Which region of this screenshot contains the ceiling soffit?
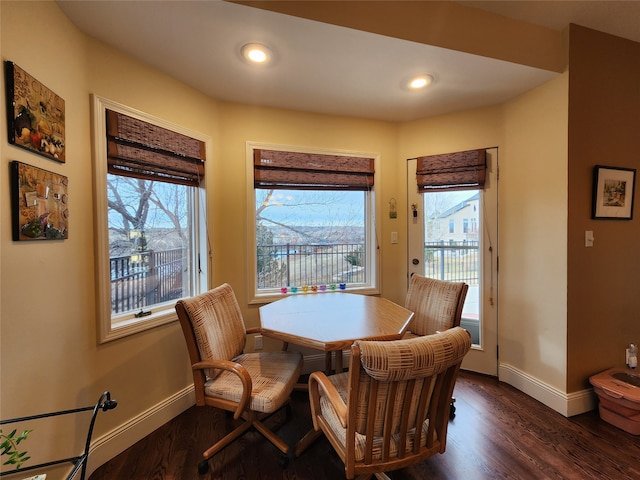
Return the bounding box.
[233,1,567,73]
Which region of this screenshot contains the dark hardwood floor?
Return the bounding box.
[89,371,640,479]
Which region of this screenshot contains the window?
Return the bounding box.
[463,218,469,233]
[92,96,209,342]
[449,219,455,233]
[247,143,379,301]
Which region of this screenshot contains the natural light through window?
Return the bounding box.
[107,175,197,316]
[424,190,480,341]
[248,143,378,300]
[92,96,209,342]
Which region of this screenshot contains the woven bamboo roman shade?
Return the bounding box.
[254,149,374,191]
[416,149,486,192]
[106,109,205,187]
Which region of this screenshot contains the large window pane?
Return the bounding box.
[424,190,480,338]
[255,188,367,291]
[92,95,209,343]
[108,174,195,315]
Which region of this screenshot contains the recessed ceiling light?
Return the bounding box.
[241,43,272,65]
[408,74,434,90]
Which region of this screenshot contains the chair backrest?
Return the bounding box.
[344,327,471,477]
[175,283,247,380]
[404,274,468,336]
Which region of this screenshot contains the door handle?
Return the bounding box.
[412,258,420,265]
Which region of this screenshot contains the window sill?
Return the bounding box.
[249,286,381,306]
[100,307,178,343]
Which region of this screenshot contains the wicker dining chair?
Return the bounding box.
[403,274,468,418]
[175,283,303,474]
[308,327,472,480]
[403,274,468,338]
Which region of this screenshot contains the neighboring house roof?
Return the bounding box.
[438,192,480,219]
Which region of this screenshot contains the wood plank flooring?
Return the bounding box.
[88,372,640,479]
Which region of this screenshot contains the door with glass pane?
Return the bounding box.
[407,148,498,376]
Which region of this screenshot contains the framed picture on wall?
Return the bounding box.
[5,61,66,162]
[10,161,69,241]
[592,165,636,220]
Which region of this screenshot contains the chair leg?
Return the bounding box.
[202,419,254,459]
[253,419,290,455]
[199,406,294,473]
[294,427,323,457]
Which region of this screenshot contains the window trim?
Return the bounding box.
[246,141,380,304]
[92,95,210,343]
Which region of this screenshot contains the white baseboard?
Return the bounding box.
[85,386,195,477]
[83,351,343,476]
[499,363,597,417]
[83,358,598,478]
[85,349,360,476]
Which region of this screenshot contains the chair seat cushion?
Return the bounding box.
[204,351,302,413]
[319,372,432,462]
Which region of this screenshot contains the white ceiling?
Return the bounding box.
[56,0,640,122]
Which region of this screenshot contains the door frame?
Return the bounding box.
[406,148,498,376]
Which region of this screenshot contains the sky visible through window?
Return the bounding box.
[256,189,365,227]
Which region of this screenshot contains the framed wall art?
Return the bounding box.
[5,61,65,162]
[592,165,636,220]
[11,161,69,241]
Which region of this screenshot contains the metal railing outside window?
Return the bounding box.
[423,241,479,285]
[257,243,365,289]
[108,242,478,309]
[110,248,185,314]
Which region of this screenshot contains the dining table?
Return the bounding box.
[259,290,414,373]
[258,291,414,457]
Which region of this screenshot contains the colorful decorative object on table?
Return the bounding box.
[291,286,298,293]
[280,287,288,294]
[302,285,309,293]
[329,284,337,291]
[339,283,347,290]
[319,284,327,292]
[311,285,318,293]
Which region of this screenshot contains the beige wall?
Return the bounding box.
[501,73,569,392]
[0,1,401,473]
[0,0,219,473]
[567,25,640,392]
[215,104,399,317]
[396,104,505,298]
[1,1,98,470]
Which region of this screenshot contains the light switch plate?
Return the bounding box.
[585,230,594,247]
